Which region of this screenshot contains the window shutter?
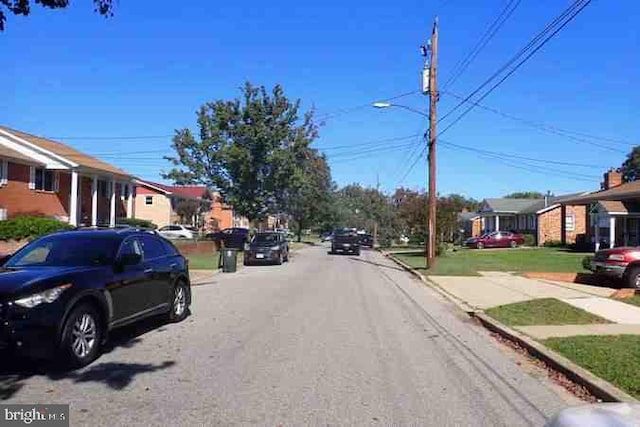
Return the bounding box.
[54,172,60,192]
[28,166,36,189]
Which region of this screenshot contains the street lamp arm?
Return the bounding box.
[372,102,428,118]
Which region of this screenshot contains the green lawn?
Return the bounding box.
[621,295,640,308]
[185,252,247,270]
[393,247,589,276]
[545,335,640,399]
[485,298,611,327]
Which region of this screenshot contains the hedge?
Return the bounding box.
[0,216,74,241]
[117,218,158,229]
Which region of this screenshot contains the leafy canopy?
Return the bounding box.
[0,0,114,30]
[165,82,318,223]
[621,146,640,182]
[504,191,546,199]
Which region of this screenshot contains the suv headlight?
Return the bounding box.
[14,284,72,308]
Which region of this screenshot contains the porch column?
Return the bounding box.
[495,215,500,231]
[109,180,116,227]
[69,170,79,227]
[126,183,134,218]
[609,216,616,248]
[481,217,486,231]
[594,213,600,252]
[91,176,98,226]
[624,217,629,246]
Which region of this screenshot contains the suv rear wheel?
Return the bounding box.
[59,303,103,369]
[168,281,190,322]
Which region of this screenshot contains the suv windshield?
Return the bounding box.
[6,236,120,267]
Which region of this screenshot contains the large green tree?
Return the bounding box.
[621,147,640,182]
[165,83,318,224]
[0,0,114,30]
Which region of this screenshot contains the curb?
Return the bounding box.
[473,312,637,403]
[384,251,637,403]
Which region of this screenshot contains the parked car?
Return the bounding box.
[158,224,195,240]
[244,232,289,265]
[588,246,640,288]
[331,228,361,255]
[0,229,191,368]
[320,231,333,242]
[465,231,524,249]
[546,403,640,427]
[207,227,250,249]
[359,234,374,248]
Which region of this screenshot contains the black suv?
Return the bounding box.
[0,229,191,368]
[244,232,289,265]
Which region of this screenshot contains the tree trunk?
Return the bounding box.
[296,217,304,242]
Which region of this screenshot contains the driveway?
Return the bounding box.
[2,246,575,425]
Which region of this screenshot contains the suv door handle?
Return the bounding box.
[144,268,154,274]
[169,263,177,269]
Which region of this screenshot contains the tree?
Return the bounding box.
[504,191,545,199]
[621,147,640,182]
[175,199,201,225]
[0,0,114,30]
[165,82,318,225]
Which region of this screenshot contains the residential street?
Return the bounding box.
[2,245,575,426]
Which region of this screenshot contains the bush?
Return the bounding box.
[117,218,157,229]
[522,233,536,246]
[0,216,73,241]
[409,233,425,245]
[582,256,593,271]
[543,240,565,248]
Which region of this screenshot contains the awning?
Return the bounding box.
[561,181,640,205]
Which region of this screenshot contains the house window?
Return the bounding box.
[34,168,54,192]
[566,214,575,232]
[145,196,153,205]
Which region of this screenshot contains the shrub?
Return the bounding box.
[522,233,536,246]
[117,218,157,229]
[543,240,565,248]
[582,256,593,271]
[0,216,73,241]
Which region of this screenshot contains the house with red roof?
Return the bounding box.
[134,180,212,228]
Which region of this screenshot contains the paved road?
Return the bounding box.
[2,245,574,425]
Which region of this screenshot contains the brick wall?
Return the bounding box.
[471,218,482,237]
[208,197,234,231]
[135,191,171,228]
[537,205,587,245]
[0,162,70,219]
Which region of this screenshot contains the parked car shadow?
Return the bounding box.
[348,257,407,272]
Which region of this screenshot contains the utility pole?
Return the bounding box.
[425,18,439,269]
[373,173,380,249]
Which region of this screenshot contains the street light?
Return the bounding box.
[372,102,428,117]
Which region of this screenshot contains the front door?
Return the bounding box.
[139,235,172,311]
[108,238,150,323]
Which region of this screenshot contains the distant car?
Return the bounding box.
[331,228,361,255]
[0,229,191,368]
[359,234,374,248]
[320,232,333,242]
[208,227,250,249]
[158,224,195,240]
[465,231,524,249]
[588,246,640,288]
[244,232,289,265]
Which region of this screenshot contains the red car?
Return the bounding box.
[588,247,640,288]
[466,231,525,249]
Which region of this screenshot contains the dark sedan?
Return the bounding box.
[0,229,191,368]
[465,231,525,249]
[208,227,250,249]
[244,232,289,265]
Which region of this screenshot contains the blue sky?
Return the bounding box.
[2,0,639,200]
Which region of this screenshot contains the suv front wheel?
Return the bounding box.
[168,281,190,322]
[59,303,103,369]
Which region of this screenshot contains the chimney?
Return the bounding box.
[602,168,623,190]
[544,190,551,207]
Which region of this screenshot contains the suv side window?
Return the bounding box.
[141,235,167,260]
[119,238,143,259]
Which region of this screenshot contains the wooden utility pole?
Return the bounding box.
[427,18,439,269]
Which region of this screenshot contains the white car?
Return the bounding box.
[158,225,196,240]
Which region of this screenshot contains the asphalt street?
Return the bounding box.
[1,244,576,426]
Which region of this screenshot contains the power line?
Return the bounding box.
[396,143,428,187]
[316,90,420,122]
[441,91,628,153]
[438,0,592,128]
[443,0,521,90]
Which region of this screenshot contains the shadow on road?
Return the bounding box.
[0,314,185,399]
[348,257,407,272]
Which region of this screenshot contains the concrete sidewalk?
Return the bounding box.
[428,272,616,310]
[190,269,219,286]
[516,323,640,339]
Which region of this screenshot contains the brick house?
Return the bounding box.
[0,126,135,226]
[134,180,211,228]
[208,192,249,230]
[475,193,590,245]
[561,169,640,250]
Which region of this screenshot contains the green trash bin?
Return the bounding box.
[220,248,238,273]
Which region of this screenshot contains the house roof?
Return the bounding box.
[457,211,479,222]
[598,200,640,214]
[0,126,131,177]
[136,180,209,199]
[0,144,45,165]
[561,181,640,204]
[519,193,589,214]
[481,198,542,214]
